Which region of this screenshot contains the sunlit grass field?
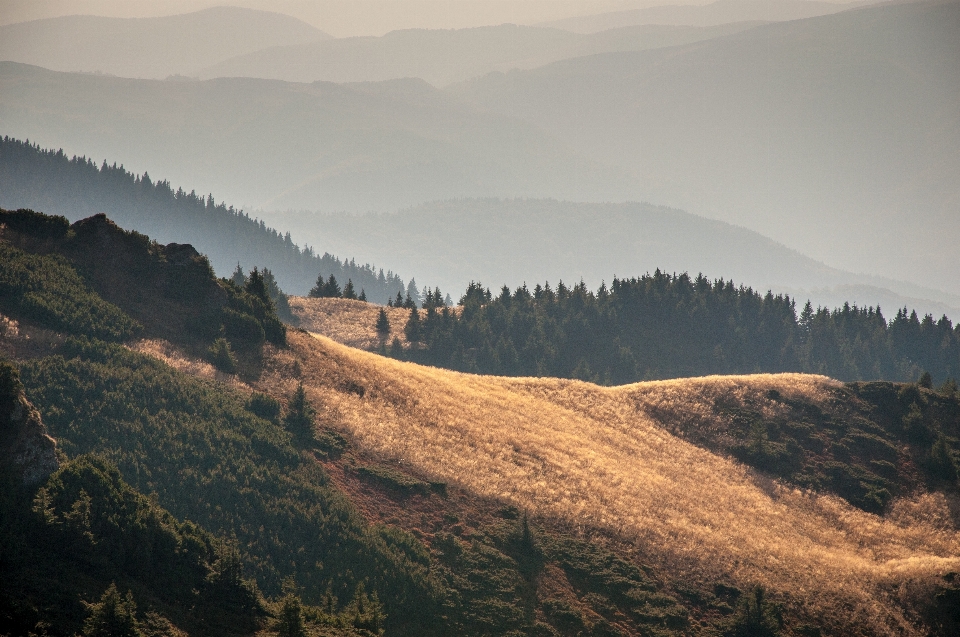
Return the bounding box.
[258,330,960,634]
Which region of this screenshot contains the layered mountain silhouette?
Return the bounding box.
[0,63,634,211]
[537,0,875,32]
[452,0,960,293]
[1,0,956,300]
[0,6,328,79]
[198,21,762,86]
[266,199,960,319]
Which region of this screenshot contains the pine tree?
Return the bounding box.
[284,383,315,439]
[358,288,367,302]
[394,290,404,307]
[309,273,326,298]
[325,275,342,298]
[83,583,142,637]
[404,307,422,343]
[245,267,273,308]
[375,308,391,336]
[342,279,357,300]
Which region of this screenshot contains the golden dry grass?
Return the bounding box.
[288,297,414,349]
[256,331,960,635]
[131,338,252,392]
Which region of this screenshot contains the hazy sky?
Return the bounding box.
[2,0,747,36]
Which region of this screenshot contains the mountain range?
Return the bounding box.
[0,6,328,79]
[264,199,960,320]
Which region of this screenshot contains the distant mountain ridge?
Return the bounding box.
[0,6,328,79]
[0,137,413,302]
[451,0,960,295]
[263,199,960,321]
[537,0,874,31]
[0,62,634,212]
[199,21,763,86]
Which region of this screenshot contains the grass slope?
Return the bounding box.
[256,330,960,635]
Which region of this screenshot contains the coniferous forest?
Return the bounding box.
[396,275,960,384]
[0,136,409,302]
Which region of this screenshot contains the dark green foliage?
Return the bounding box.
[375,309,391,336]
[1,208,286,357]
[209,337,237,374]
[342,279,358,300]
[310,274,342,299]
[82,584,142,637]
[0,242,140,341]
[262,268,295,324]
[404,308,422,344]
[393,275,960,384]
[686,381,960,514]
[930,436,958,483]
[284,384,315,440]
[725,586,781,637]
[245,267,273,309]
[246,392,282,423]
[0,451,257,636]
[0,137,410,303]
[17,342,446,634]
[276,594,307,637]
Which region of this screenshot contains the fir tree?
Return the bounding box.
[343,279,358,300]
[358,288,367,302]
[375,308,391,336]
[404,307,422,343]
[245,267,273,308]
[325,275,342,298]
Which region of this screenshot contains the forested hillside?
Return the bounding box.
[392,274,960,384]
[0,137,410,301]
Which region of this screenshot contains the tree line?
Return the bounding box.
[0,136,413,302]
[391,272,960,384]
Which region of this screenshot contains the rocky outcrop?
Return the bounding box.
[1,361,58,485]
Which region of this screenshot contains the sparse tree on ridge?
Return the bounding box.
[343,279,358,300]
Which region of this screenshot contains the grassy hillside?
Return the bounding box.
[198,22,762,86]
[0,7,326,79]
[452,0,960,295]
[0,138,410,300]
[258,330,960,635]
[5,208,960,635]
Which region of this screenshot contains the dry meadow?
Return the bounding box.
[255,330,960,635]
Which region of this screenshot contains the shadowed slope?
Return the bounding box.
[261,331,960,634]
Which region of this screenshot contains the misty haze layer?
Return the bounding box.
[451,0,960,293]
[198,22,762,86]
[261,199,960,320]
[0,0,956,301]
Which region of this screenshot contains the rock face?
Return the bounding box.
[1,361,58,485]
